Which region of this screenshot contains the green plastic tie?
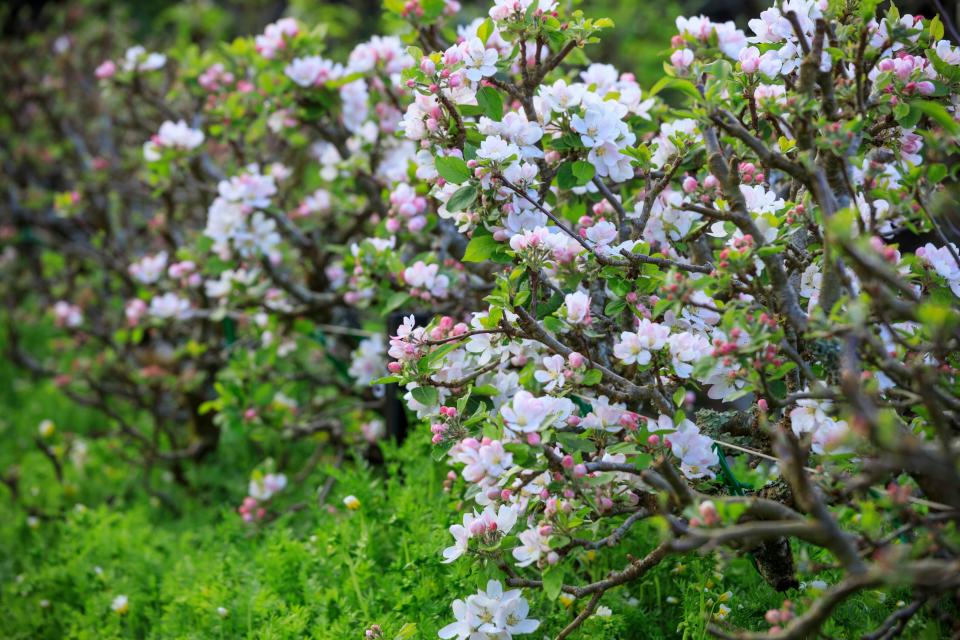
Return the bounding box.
[222,317,236,346]
[713,443,746,496]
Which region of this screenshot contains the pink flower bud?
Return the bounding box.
[698,500,718,525]
[95,60,116,79]
[420,58,436,74]
[682,176,698,193]
[647,434,660,447]
[527,432,541,445]
[567,352,586,368]
[561,455,574,468]
[387,361,402,373]
[572,464,587,478]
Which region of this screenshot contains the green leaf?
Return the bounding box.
[607,277,631,297]
[514,288,530,307]
[648,76,701,101]
[435,156,471,184]
[446,184,478,213]
[756,245,784,256]
[477,18,494,44]
[327,71,365,88]
[928,163,948,184]
[571,160,595,185]
[605,299,626,315]
[503,443,530,466]
[463,232,501,262]
[382,291,411,316]
[472,384,499,396]
[406,46,424,63]
[909,100,960,136]
[632,453,653,471]
[556,162,577,189]
[930,15,945,42]
[537,292,564,319]
[543,316,564,333]
[394,623,418,640]
[426,342,459,365]
[421,0,445,19]
[550,133,584,151]
[858,0,882,20]
[581,369,602,386]
[411,386,438,407]
[555,432,596,453]
[542,566,564,600]
[476,86,504,121]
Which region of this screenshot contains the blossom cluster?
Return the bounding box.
[438,580,539,640]
[13,0,960,637]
